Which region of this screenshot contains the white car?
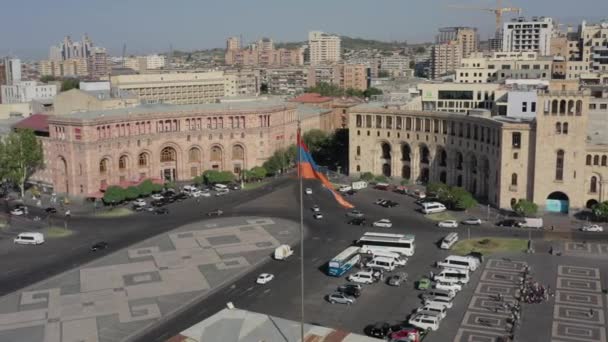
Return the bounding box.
[347,270,375,284]
[438,220,458,228]
[423,297,453,309]
[581,224,604,232]
[305,188,313,195]
[133,199,146,207]
[313,213,323,219]
[373,219,393,228]
[408,313,440,331]
[434,281,462,293]
[10,208,24,216]
[150,194,164,200]
[462,217,482,225]
[256,273,274,284]
[191,190,208,198]
[199,191,211,197]
[338,185,352,193]
[311,205,320,212]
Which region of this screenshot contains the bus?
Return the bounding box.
[355,232,416,257]
[328,246,362,277]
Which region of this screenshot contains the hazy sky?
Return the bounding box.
[1,0,607,59]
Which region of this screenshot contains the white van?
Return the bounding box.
[434,268,470,285]
[274,244,293,260]
[213,183,228,191]
[521,217,543,229]
[408,313,440,331]
[437,255,481,272]
[182,185,198,194]
[338,185,352,193]
[422,288,456,301]
[347,270,376,284]
[421,202,446,214]
[416,303,447,319]
[351,181,368,190]
[423,296,454,309]
[371,251,407,267]
[366,257,396,272]
[14,232,45,245]
[440,232,459,250]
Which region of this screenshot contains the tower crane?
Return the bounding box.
[447,0,522,35]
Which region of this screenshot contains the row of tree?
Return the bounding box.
[103,179,164,204]
[426,182,478,211]
[593,201,608,221]
[0,129,44,198]
[305,82,383,99]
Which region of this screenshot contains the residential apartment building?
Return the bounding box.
[224,37,304,67]
[39,58,89,78]
[44,34,108,79]
[436,27,479,58]
[430,42,462,79]
[145,55,167,70]
[349,87,607,213]
[455,51,553,83]
[307,64,369,91]
[263,67,308,95]
[579,21,608,73]
[379,56,412,78]
[226,36,241,51]
[88,47,109,79]
[502,17,553,56]
[109,71,242,105]
[224,69,260,96]
[4,58,22,85]
[1,81,57,104]
[308,31,341,65]
[418,82,504,113]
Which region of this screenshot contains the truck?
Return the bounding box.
[351,181,368,190]
[520,217,543,229]
[273,244,294,260]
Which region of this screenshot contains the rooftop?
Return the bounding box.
[13,114,49,133]
[290,93,333,104]
[171,308,377,342]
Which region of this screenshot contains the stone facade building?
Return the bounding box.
[349,89,608,213]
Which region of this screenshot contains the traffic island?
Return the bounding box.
[93,207,134,218]
[453,237,528,255]
[45,226,74,238]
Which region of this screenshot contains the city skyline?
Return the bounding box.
[1,0,607,59]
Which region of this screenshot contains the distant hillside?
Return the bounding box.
[275,35,409,51]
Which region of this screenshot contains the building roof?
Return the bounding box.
[296,104,331,119]
[13,114,49,133]
[173,308,378,342]
[290,93,333,104]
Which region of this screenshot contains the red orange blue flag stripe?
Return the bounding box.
[297,131,354,209]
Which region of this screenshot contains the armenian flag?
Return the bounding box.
[297,132,354,209]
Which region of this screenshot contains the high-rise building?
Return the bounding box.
[4,58,22,85]
[224,36,304,67]
[579,21,608,73]
[502,17,553,56]
[88,47,109,79]
[44,34,106,78]
[436,27,478,58]
[308,31,341,65]
[430,42,462,79]
[145,54,166,70]
[39,58,89,78]
[226,36,241,51]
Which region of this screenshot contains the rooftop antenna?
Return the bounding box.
[169,43,173,66]
[121,43,127,68]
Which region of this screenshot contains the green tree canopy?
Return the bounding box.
[363,87,383,98]
[40,75,57,83]
[246,166,267,181]
[374,175,389,183]
[360,172,374,181]
[61,79,80,92]
[450,187,477,211]
[512,199,539,217]
[0,129,44,197]
[592,201,608,221]
[103,186,125,204]
[203,170,235,184]
[137,179,154,196]
[124,186,140,201]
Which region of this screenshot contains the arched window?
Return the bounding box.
[576,100,583,116]
[160,147,176,162]
[590,176,598,193]
[232,145,244,160]
[586,155,592,166]
[210,146,222,161]
[119,155,127,170]
[555,122,562,134]
[511,173,518,186]
[556,150,565,181]
[594,155,600,165]
[551,99,559,114]
[559,100,566,115]
[456,152,463,170]
[138,153,148,167]
[562,122,568,134]
[567,100,574,115]
[401,144,410,161]
[99,158,108,173]
[602,156,607,166]
[188,147,201,162]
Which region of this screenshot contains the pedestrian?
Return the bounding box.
[589,308,594,317]
[429,271,434,279]
[551,225,555,231]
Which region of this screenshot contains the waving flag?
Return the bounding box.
[297,131,354,209]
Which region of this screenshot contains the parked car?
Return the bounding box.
[133,199,146,207]
[90,241,109,251]
[173,193,188,202]
[348,218,367,226]
[374,198,387,205]
[373,219,393,228]
[496,219,522,227]
[10,208,24,216]
[229,184,241,191]
[337,284,362,298]
[305,188,312,195]
[338,185,352,193]
[207,209,224,216]
[215,189,229,197]
[311,205,320,212]
[462,217,482,225]
[365,322,393,339]
[434,281,462,293]
[45,207,57,214]
[417,277,431,290]
[151,199,166,207]
[256,273,274,284]
[154,208,169,215]
[408,313,440,331]
[581,224,604,232]
[347,270,376,284]
[438,220,458,228]
[380,200,399,208]
[345,189,358,196]
[327,292,356,305]
[387,272,408,286]
[313,213,323,219]
[346,209,364,218]
[150,193,164,201]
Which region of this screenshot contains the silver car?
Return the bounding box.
[346,209,364,218]
[327,292,356,305]
[462,217,482,225]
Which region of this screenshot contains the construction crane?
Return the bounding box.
[447,0,522,34]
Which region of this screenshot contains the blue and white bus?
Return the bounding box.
[328,246,362,277]
[355,232,416,256]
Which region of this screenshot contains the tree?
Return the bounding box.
[103,186,125,204]
[593,201,608,221]
[246,166,267,181]
[302,129,329,154]
[374,175,389,183]
[203,170,235,184]
[1,129,44,198]
[124,186,140,201]
[61,79,80,92]
[450,187,477,211]
[512,199,538,217]
[40,75,57,83]
[427,182,450,199]
[363,87,383,98]
[192,175,205,186]
[260,83,269,94]
[360,172,374,181]
[137,179,154,196]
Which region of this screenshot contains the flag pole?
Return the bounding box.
[297,115,305,341]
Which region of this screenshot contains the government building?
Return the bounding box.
[348,85,608,214]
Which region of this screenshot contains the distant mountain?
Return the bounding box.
[275,36,410,51]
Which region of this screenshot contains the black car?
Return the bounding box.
[207,209,224,216]
[365,322,407,339]
[45,207,57,214]
[347,218,367,226]
[154,208,169,215]
[151,199,166,207]
[496,219,522,227]
[345,189,357,196]
[337,284,362,298]
[90,242,109,251]
[173,193,188,202]
[380,200,399,208]
[228,183,241,190]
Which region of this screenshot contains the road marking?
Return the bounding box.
[263,289,271,294]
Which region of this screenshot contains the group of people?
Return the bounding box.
[517,266,552,304]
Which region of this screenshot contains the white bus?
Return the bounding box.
[355,232,416,257]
